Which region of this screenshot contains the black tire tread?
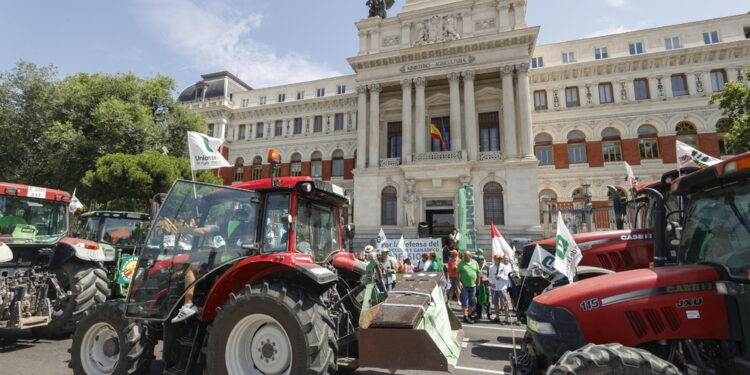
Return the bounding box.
[547,343,680,375]
[33,260,110,338]
[206,280,337,375]
[69,299,155,375]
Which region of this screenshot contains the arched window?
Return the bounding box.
[311,151,323,178]
[676,122,698,148]
[716,118,732,155]
[290,153,302,177]
[251,156,263,180]
[234,157,244,182]
[483,182,505,225]
[539,189,558,205]
[571,187,587,209]
[607,187,628,201]
[601,128,622,162]
[534,133,554,165]
[381,187,397,226]
[638,125,660,159]
[332,150,344,177]
[567,131,587,164]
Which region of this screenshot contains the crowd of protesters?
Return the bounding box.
[358,228,522,325]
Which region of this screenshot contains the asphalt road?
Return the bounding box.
[0,304,522,375]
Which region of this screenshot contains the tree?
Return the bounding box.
[710,70,750,154]
[81,151,222,211]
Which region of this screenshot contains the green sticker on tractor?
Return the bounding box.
[117,255,139,284]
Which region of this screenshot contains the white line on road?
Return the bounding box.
[454,366,505,374]
[463,324,525,333]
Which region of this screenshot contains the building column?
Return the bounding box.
[501,65,518,159]
[368,84,381,168]
[356,85,368,169]
[401,79,413,164]
[448,72,462,152]
[217,118,228,140]
[462,70,478,161]
[414,77,427,154]
[516,63,534,159]
[249,124,256,139]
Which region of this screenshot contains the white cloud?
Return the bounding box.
[133,0,340,88]
[584,25,635,38]
[605,0,628,7]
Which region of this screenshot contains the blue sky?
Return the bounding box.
[1,0,747,92]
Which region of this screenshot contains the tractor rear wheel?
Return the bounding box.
[206,280,336,375]
[69,300,155,375]
[33,259,110,338]
[547,343,680,375]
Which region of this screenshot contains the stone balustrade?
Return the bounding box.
[411,150,464,164]
[478,151,503,162]
[379,157,402,168]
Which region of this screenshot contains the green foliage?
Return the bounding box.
[0,61,209,192]
[710,70,750,154]
[81,151,222,211]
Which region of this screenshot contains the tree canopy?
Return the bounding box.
[0,61,215,210]
[711,70,750,154]
[82,151,222,211]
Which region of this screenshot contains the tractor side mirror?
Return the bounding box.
[344,224,356,240]
[241,242,260,255]
[666,221,682,241]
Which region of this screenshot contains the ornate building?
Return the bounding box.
[180,0,750,247]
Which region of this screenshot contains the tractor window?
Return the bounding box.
[681,183,750,278]
[262,193,290,253]
[296,198,340,262]
[101,218,147,247]
[79,217,101,242]
[0,195,67,244]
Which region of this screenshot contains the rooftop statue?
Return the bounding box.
[367,0,395,18]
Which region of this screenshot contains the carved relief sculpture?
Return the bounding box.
[404,181,418,227]
[443,15,460,41]
[412,14,462,46]
[695,73,704,95]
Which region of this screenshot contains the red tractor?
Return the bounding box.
[513,168,696,322]
[69,151,462,375]
[513,153,750,374]
[0,183,109,337]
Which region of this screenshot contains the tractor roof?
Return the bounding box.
[633,167,699,193]
[232,177,348,204]
[79,211,149,220]
[0,182,71,202]
[671,153,750,195]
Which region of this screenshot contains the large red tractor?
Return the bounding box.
[513,153,750,374]
[69,153,462,375]
[513,168,695,322]
[0,183,109,337]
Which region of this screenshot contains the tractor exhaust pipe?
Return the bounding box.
[641,188,666,267]
[607,186,624,230]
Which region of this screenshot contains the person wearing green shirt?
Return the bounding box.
[457,250,480,323]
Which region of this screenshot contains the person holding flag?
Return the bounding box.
[490,220,514,264]
[554,211,582,283]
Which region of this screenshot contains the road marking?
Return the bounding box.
[464,324,525,333]
[454,366,505,374]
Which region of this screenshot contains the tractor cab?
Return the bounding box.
[0,183,70,248]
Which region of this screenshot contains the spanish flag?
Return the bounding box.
[430,122,445,146]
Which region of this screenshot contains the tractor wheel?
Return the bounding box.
[547,343,680,375]
[69,300,155,375]
[33,259,110,338]
[206,280,337,375]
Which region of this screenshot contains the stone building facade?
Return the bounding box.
[180,0,750,248]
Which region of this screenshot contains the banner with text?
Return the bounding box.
[458,185,478,254]
[382,238,443,261]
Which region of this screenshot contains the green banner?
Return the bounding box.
[458,185,477,253]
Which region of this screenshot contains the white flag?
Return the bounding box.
[553,212,582,283]
[376,228,388,249]
[68,188,84,213]
[187,131,232,170]
[624,162,637,189]
[397,235,407,259]
[676,140,721,169]
[524,244,556,276]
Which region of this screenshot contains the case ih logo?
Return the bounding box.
[620,233,653,241]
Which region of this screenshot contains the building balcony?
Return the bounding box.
[379,157,401,169]
[478,151,503,162]
[411,150,465,164]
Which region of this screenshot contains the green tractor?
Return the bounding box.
[76,211,150,297]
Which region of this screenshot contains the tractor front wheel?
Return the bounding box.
[206,280,336,375]
[547,343,680,375]
[69,300,155,375]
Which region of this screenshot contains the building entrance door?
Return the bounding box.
[426,209,454,238]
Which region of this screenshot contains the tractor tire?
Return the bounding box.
[69,299,155,375]
[33,259,110,338]
[547,343,680,375]
[206,280,337,375]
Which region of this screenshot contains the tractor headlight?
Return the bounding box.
[527,317,556,335]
